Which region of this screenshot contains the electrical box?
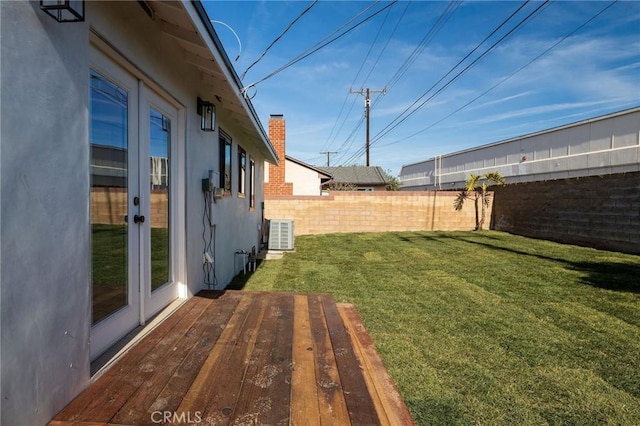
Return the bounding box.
[202,178,213,192]
[201,170,215,193]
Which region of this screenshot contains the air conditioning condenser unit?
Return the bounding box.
[268,220,294,250]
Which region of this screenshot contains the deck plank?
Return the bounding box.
[174,292,260,419]
[307,294,351,425]
[55,296,206,422]
[49,422,130,426]
[321,294,381,425]
[110,291,243,424]
[196,291,268,424]
[50,291,412,426]
[338,303,416,426]
[290,294,321,425]
[143,290,244,418]
[228,292,294,425]
[83,296,214,423]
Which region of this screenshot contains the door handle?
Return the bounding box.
[133,214,145,224]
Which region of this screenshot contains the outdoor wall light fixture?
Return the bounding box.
[197,97,216,131]
[40,0,85,23]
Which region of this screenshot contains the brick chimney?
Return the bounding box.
[265,114,293,196]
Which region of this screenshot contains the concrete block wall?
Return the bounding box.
[91,188,168,228]
[492,172,640,254]
[264,191,488,235]
[91,188,127,226]
[148,189,169,228]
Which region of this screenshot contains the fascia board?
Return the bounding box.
[182,1,279,164]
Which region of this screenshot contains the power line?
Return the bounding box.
[323,97,361,154]
[336,1,462,166]
[242,1,382,93]
[380,0,620,148]
[368,1,461,116]
[320,1,396,153]
[340,0,550,165]
[210,20,242,61]
[381,1,462,97]
[320,151,339,166]
[371,0,547,144]
[331,117,366,166]
[241,1,396,95]
[240,0,318,80]
[350,3,394,88]
[369,0,533,145]
[334,0,461,166]
[361,0,412,86]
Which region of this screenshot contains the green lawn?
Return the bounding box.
[229,231,640,425]
[92,224,169,323]
[92,224,169,288]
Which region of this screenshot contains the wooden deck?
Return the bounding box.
[51,291,413,425]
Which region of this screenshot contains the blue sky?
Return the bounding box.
[203,1,640,175]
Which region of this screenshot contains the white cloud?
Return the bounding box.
[469,91,537,110]
[468,100,619,126]
[490,35,640,100]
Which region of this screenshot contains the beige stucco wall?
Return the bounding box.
[89,0,269,294]
[287,159,323,196]
[1,2,271,424]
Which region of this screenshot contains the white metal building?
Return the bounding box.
[399,107,640,190]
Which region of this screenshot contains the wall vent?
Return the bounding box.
[268,220,294,250]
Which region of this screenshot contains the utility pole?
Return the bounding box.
[320,151,338,167]
[350,87,386,166]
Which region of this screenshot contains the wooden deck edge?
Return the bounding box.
[49,421,131,426]
[90,297,190,381]
[336,303,415,426]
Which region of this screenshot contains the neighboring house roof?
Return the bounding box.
[286,155,332,178]
[319,166,388,186]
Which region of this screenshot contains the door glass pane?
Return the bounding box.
[90,70,129,324]
[150,108,170,290]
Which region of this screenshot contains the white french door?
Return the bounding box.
[89,47,182,360]
[140,89,179,320]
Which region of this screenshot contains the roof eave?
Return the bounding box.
[186,1,278,164]
[285,155,332,178]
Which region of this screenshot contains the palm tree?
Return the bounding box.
[454,171,506,230]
